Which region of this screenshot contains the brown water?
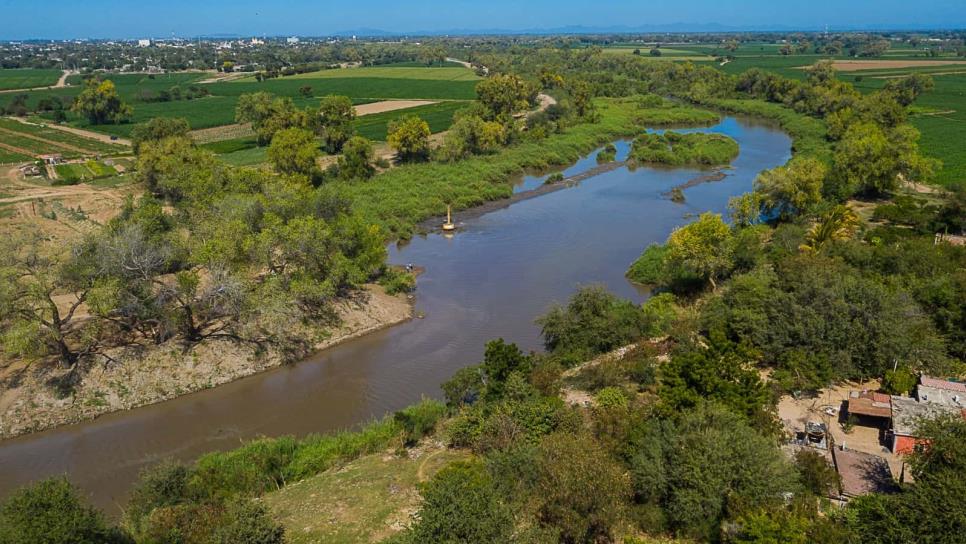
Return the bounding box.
[0,116,791,512]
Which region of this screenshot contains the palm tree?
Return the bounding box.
[800,205,860,253]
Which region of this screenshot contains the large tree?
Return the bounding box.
[336,135,375,180]
[754,156,826,221]
[71,78,132,124]
[475,74,538,119]
[665,212,733,291]
[830,121,937,197]
[309,95,356,153]
[387,114,431,162]
[267,127,320,177]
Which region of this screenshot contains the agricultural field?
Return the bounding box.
[0,65,480,138]
[0,118,125,155]
[0,68,63,90]
[53,160,119,184]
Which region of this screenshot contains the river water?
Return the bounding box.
[0,116,791,512]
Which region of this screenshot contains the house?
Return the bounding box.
[39,154,63,165]
[831,446,897,499]
[847,390,892,425]
[889,395,962,454]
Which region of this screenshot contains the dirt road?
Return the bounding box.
[0,70,74,94]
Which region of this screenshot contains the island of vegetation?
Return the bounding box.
[630,131,739,166]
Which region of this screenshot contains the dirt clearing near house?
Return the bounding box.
[800,59,966,71]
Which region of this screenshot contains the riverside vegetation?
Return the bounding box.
[1,41,965,544]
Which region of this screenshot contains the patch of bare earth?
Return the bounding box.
[0,285,413,439]
[777,380,904,477]
[799,59,966,71]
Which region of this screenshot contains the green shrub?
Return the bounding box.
[630,131,739,166]
[627,244,669,285]
[393,398,448,445]
[0,478,128,544]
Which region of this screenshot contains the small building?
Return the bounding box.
[831,446,897,499]
[889,395,962,454]
[847,390,893,425]
[39,154,63,165]
[287,37,300,44]
[800,421,829,449]
[138,39,151,47]
[18,163,41,176]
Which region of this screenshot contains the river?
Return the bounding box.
[0,115,791,512]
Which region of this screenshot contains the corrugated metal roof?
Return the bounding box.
[848,390,892,418]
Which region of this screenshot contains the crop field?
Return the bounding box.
[0,148,33,164]
[280,65,480,81]
[354,100,468,141]
[0,68,63,90]
[0,118,124,154]
[53,160,118,184]
[0,66,480,138]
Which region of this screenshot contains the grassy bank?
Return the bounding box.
[341,97,651,238]
[695,97,831,164]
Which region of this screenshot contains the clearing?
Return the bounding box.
[264,442,470,544]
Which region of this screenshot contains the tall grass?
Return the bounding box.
[341,97,650,238]
[187,398,446,499]
[697,98,832,164]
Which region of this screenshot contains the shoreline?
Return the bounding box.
[0,284,414,441]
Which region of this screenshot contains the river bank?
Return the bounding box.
[0,285,413,440]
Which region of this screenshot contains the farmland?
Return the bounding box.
[0,65,480,138]
[0,68,63,90]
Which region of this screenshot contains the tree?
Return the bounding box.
[387,114,431,162]
[298,85,313,98]
[795,448,840,497]
[665,212,733,291]
[569,79,595,119]
[536,285,649,361]
[309,95,356,153]
[650,48,662,57]
[0,232,98,368]
[830,122,937,197]
[71,78,132,124]
[397,461,513,544]
[799,205,859,253]
[437,112,505,161]
[627,404,798,539]
[235,92,304,145]
[475,73,537,119]
[534,432,630,542]
[754,157,826,221]
[0,478,128,544]
[883,73,935,107]
[129,117,190,154]
[337,135,375,180]
[268,127,320,177]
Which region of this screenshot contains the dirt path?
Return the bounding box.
[0,126,95,155]
[445,57,487,75]
[0,70,74,94]
[36,123,131,147]
[799,59,966,72]
[355,99,437,115]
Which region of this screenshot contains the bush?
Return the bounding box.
[395,461,514,544]
[393,398,448,445]
[627,244,668,285]
[0,478,128,544]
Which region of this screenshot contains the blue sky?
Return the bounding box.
[2,0,964,39]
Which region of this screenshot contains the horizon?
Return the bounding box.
[3,0,965,41]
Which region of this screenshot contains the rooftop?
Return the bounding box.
[890,395,962,436]
[916,385,965,409]
[919,376,966,394]
[848,390,892,419]
[832,447,897,498]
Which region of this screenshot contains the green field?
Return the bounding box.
[53,160,118,184]
[355,100,468,141]
[0,66,479,138]
[279,65,481,81]
[0,68,63,91]
[0,148,33,163]
[0,118,125,154]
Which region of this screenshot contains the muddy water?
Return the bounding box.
[0,116,791,512]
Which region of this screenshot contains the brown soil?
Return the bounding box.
[800,60,966,72]
[355,100,437,116]
[190,123,254,143]
[0,285,413,439]
[777,380,904,477]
